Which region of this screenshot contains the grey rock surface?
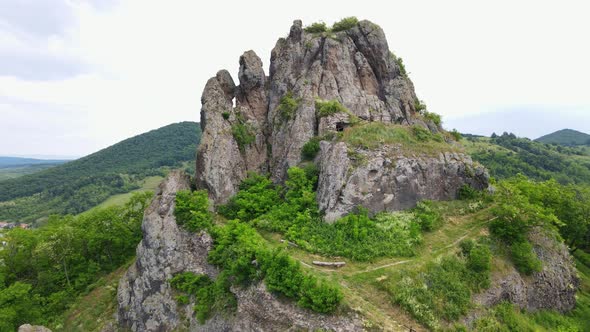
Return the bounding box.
[317,143,489,221]
[473,228,579,313]
[196,19,461,208]
[117,171,364,331]
[18,325,52,332]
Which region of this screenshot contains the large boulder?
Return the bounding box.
[473,228,579,313]
[317,142,488,221]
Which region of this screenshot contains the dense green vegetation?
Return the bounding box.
[172,189,343,319]
[301,137,321,160]
[536,128,590,146]
[466,132,590,184]
[220,168,446,262]
[278,92,299,121]
[0,192,151,331]
[0,122,201,222]
[231,112,255,152]
[388,250,490,330]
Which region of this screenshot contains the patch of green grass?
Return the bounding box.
[84,175,162,212]
[315,99,348,118]
[58,264,130,332]
[339,122,459,156]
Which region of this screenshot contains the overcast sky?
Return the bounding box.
[1,0,589,158]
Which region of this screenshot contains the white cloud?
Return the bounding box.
[1,0,589,156]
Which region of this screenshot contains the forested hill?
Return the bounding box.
[535,129,590,146]
[0,121,201,221]
[464,132,590,184]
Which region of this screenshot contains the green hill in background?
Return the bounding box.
[0,121,201,222]
[464,132,590,184]
[536,129,590,146]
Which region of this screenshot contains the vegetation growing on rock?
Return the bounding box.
[278,92,299,121]
[231,112,256,153]
[315,99,348,118]
[172,185,343,318]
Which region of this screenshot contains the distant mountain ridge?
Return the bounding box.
[536,129,590,146]
[0,156,67,168]
[0,121,201,222]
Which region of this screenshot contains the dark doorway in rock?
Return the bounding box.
[336,122,349,132]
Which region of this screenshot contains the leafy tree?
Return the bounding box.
[175,190,213,232]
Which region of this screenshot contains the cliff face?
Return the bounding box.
[195,19,488,216]
[117,171,363,331]
[473,228,579,313]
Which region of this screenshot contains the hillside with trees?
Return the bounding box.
[536,129,590,146]
[464,132,590,185]
[0,122,201,222]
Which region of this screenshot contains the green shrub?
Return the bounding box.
[450,129,462,141]
[412,125,432,142]
[278,92,299,121]
[219,173,279,222]
[301,137,321,160]
[391,256,473,329]
[413,201,443,231]
[414,100,427,113]
[262,250,304,298]
[231,114,255,152]
[174,190,213,232]
[315,99,348,117]
[511,241,542,275]
[458,184,478,200]
[331,17,359,32]
[298,275,343,313]
[222,112,230,120]
[466,244,492,289]
[459,239,475,256]
[423,111,442,126]
[169,272,236,323]
[304,22,328,33]
[390,52,408,77]
[206,219,342,314]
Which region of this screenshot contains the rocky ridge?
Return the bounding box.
[196,19,488,218]
[117,171,363,331]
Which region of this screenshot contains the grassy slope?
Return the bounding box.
[57,263,131,332]
[259,200,588,331]
[83,175,163,212]
[59,199,590,332]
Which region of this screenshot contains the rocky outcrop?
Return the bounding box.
[196,19,484,214]
[317,143,488,221]
[117,171,364,331]
[473,228,579,312]
[117,171,218,331]
[18,325,51,332]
